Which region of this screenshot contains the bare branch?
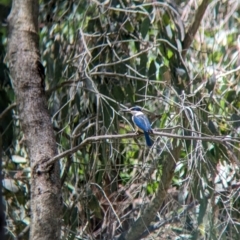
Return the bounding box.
[37,130,240,172]
[182,0,210,58]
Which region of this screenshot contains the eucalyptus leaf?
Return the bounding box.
[2,179,19,193]
[11,155,27,164]
[141,17,150,39]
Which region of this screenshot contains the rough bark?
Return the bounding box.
[0,133,5,240]
[7,1,62,239]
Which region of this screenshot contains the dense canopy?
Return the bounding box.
[0,0,240,239]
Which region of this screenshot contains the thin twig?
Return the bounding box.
[0,103,17,120]
[139,200,198,239]
[90,182,122,227]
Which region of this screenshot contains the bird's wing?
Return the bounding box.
[133,114,151,132]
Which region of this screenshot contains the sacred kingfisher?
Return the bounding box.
[124,106,153,146]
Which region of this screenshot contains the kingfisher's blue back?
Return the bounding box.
[130,107,153,146]
[132,114,152,133]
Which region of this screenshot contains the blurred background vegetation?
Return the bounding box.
[1,0,240,239]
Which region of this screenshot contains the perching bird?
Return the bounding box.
[126,106,153,146]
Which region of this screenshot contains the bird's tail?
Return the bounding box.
[144,132,153,147]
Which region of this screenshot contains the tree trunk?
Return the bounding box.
[7,1,62,239]
[0,133,5,240]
